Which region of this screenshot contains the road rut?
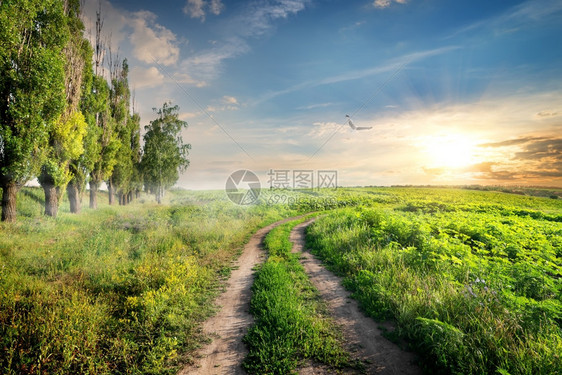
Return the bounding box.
[179,216,306,375]
[291,219,421,375]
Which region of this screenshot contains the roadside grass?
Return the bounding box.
[4,185,560,374]
[243,217,353,374]
[0,187,301,374]
[306,191,562,375]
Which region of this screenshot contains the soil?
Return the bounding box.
[291,219,421,375]
[179,216,421,375]
[178,215,306,375]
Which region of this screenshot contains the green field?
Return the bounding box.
[0,188,301,374]
[308,188,562,374]
[1,186,561,374]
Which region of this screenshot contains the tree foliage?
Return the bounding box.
[0,0,68,221]
[141,102,190,203]
[81,6,121,209]
[65,0,96,214]
[38,0,91,217]
[0,1,196,220]
[107,58,141,205]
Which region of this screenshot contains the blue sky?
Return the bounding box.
[82,0,562,189]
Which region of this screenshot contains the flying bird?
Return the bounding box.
[346,115,372,130]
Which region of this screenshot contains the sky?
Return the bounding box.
[81,0,562,190]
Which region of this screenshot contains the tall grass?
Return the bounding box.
[5,186,560,374]
[0,188,299,374]
[243,218,352,374]
[307,200,562,375]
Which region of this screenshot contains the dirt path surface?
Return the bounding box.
[179,215,306,375]
[291,219,421,375]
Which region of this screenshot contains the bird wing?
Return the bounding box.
[356,126,373,130]
[347,118,357,130]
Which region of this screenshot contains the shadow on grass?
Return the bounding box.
[20,187,45,205]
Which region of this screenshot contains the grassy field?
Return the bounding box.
[1,186,561,374]
[307,187,562,374]
[0,188,307,374]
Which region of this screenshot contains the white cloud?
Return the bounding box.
[297,102,336,110]
[179,112,199,120]
[308,121,341,138]
[205,96,240,112]
[82,2,181,67]
[129,11,180,66]
[210,0,224,15]
[180,37,250,82]
[129,66,165,88]
[223,96,238,105]
[179,0,308,82]
[505,0,562,22]
[373,0,408,9]
[81,0,127,53]
[374,0,391,8]
[184,0,224,21]
[240,0,308,37]
[184,0,205,19]
[85,0,309,88]
[446,0,562,39]
[339,21,365,33]
[253,45,458,105]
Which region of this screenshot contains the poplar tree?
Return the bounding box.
[84,6,119,209]
[113,110,142,205]
[129,111,143,201]
[66,42,95,214]
[107,57,131,205]
[38,0,89,217]
[0,0,67,222]
[141,102,190,204]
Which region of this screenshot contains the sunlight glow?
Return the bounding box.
[421,135,480,169]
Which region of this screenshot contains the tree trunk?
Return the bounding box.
[135,189,140,199]
[117,191,124,206]
[89,180,98,209]
[67,181,81,214]
[1,180,18,222]
[42,183,59,218]
[127,191,133,204]
[107,179,115,205]
[156,185,162,204]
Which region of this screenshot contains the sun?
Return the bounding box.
[422,135,478,169]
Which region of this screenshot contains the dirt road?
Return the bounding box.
[179,216,305,375]
[291,219,421,375]
[179,216,420,375]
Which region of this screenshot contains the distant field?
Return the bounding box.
[1,186,561,374]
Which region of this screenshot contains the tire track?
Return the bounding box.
[291,220,421,375]
[179,215,308,375]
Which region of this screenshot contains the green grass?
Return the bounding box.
[0,187,302,374]
[243,217,353,374]
[306,188,562,374]
[4,185,562,374]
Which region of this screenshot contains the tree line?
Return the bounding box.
[0,0,190,222]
